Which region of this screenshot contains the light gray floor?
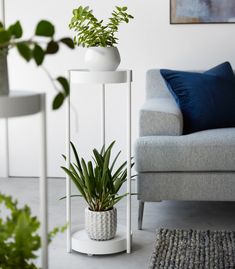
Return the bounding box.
[1,177,235,269]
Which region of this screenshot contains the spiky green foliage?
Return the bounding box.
[0,193,66,269]
[61,141,134,211]
[0,20,74,109]
[69,6,134,47]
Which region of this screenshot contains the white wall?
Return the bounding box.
[1,0,235,177]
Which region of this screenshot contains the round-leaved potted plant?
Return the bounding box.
[0,19,74,109]
[69,6,134,71]
[61,141,134,241]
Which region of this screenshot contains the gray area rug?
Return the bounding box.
[149,229,235,269]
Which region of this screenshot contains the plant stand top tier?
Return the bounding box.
[0,91,43,118]
[69,69,132,84]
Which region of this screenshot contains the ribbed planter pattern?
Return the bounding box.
[85,207,117,241]
[0,50,9,95]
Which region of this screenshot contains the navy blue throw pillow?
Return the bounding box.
[160,62,235,134]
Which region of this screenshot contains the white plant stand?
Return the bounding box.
[0,91,48,269]
[66,69,133,255]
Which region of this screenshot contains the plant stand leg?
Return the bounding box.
[0,0,6,26]
[138,201,145,230]
[101,84,105,148]
[126,70,132,253]
[5,119,10,178]
[66,73,72,253]
[40,94,48,269]
[1,0,10,178]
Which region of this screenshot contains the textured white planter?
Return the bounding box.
[85,207,117,241]
[84,47,121,71]
[0,50,9,95]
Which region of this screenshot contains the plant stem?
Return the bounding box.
[41,66,59,93]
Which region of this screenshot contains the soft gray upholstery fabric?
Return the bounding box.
[137,172,235,201]
[135,128,235,172]
[141,69,184,136]
[136,69,235,204]
[139,98,183,136]
[146,69,173,99]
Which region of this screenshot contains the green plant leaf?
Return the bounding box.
[61,166,88,202]
[56,76,69,96]
[113,193,128,205]
[33,44,44,65]
[114,178,124,193]
[0,29,10,43]
[46,40,59,54]
[48,225,67,243]
[88,161,94,179]
[0,192,64,268]
[0,21,3,28]
[81,158,93,195]
[52,92,64,110]
[110,150,121,172]
[104,141,115,158]
[16,42,32,62]
[14,211,40,260]
[116,6,122,12]
[103,148,111,178]
[60,38,75,49]
[35,20,55,37]
[59,194,82,200]
[8,21,23,38]
[93,149,104,167]
[70,142,82,172]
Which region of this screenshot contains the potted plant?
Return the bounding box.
[61,141,134,241]
[0,19,74,109]
[69,5,134,71]
[0,193,65,268]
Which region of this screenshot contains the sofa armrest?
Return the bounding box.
[139,98,183,136]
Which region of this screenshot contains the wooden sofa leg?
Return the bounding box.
[138,200,145,230]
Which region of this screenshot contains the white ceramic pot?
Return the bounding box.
[0,50,9,95]
[84,47,121,71]
[85,207,117,241]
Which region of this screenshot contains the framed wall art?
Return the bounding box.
[170,0,235,24]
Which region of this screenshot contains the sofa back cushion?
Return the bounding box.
[160,62,235,134]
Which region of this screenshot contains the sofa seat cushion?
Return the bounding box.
[134,128,235,172]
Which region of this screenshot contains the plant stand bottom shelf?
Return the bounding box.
[71,225,130,255]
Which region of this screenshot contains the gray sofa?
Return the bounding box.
[134,69,235,230]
